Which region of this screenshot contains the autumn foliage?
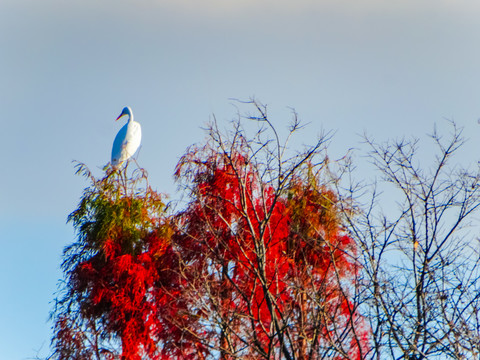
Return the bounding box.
[174,141,368,359]
[51,109,370,359]
[51,166,194,359]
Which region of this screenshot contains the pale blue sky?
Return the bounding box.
[2,0,480,358]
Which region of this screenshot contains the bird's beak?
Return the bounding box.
[116,114,124,121]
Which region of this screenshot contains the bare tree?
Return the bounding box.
[337,121,480,359]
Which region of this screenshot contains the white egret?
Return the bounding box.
[111,106,142,168]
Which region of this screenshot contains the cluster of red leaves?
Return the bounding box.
[72,227,188,360]
[176,153,290,338]
[174,150,370,358]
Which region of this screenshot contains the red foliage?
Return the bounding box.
[80,233,208,359]
[55,150,370,359]
[72,229,184,360]
[174,149,370,358]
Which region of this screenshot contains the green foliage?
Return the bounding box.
[64,163,165,268]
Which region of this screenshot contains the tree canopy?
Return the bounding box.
[51,102,480,360]
[51,102,368,359]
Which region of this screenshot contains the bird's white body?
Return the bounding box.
[111,107,142,168]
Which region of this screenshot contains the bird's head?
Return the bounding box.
[116,106,133,121]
